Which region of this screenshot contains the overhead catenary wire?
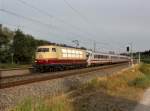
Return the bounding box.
[63,0,98,37]
[16,0,53,18]
[1,0,114,52]
[16,0,98,42]
[0,8,112,52]
[63,0,88,22]
[0,9,54,28]
[16,0,90,35]
[0,8,87,39]
[3,22,110,52]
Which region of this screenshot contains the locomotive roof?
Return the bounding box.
[37,45,86,50]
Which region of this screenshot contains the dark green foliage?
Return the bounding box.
[0,33,9,47]
[0,25,50,64]
[0,25,13,63]
[13,29,37,64]
[139,64,150,75]
[36,39,50,46]
[141,59,150,64]
[129,63,150,89]
[133,51,150,64]
[0,50,11,63]
[130,76,150,89]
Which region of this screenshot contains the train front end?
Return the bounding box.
[33,45,58,72]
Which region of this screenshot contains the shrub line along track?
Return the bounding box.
[0,63,129,89]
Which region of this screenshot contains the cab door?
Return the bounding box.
[50,47,58,59]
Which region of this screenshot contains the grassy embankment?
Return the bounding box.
[11,95,73,111]
[11,63,150,111]
[129,63,150,89]
[0,64,31,69]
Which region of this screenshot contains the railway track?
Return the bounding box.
[0,67,33,78]
[0,63,129,89]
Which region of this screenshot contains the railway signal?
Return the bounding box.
[126,42,134,67]
[126,46,130,52]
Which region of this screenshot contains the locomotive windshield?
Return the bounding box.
[37,48,49,52]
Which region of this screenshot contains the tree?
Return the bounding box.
[36,39,50,46]
[0,29,10,49]
[13,29,36,64]
[0,25,13,63]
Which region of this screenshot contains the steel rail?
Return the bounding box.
[0,63,128,89]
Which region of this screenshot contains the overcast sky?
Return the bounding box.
[0,0,150,53]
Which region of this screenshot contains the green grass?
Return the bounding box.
[12,98,52,111]
[78,77,108,94]
[11,96,73,111]
[130,76,150,89]
[139,63,150,75]
[84,78,100,89]
[129,63,150,89]
[141,59,150,64]
[0,63,31,69]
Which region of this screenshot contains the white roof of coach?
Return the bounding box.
[86,50,129,58]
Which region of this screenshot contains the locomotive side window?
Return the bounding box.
[37,48,49,52]
[52,48,56,52]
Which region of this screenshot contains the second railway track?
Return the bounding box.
[0,63,129,89]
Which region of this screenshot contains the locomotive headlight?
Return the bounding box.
[35,60,37,63]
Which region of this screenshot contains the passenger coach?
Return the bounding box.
[86,51,130,66]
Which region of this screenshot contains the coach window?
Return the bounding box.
[52,48,56,52]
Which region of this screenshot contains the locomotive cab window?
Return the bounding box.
[37,48,49,52]
[52,48,56,52]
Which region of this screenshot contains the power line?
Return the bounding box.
[0,8,84,39]
[2,19,94,44]
[0,9,53,28]
[16,0,53,18]
[16,0,84,32]
[1,1,113,51]
[16,0,97,41]
[1,8,112,52]
[63,0,88,22]
[63,0,98,37]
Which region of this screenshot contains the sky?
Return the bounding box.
[0,0,150,53]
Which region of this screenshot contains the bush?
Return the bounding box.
[129,63,150,89]
[129,76,150,89]
[139,63,150,75]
